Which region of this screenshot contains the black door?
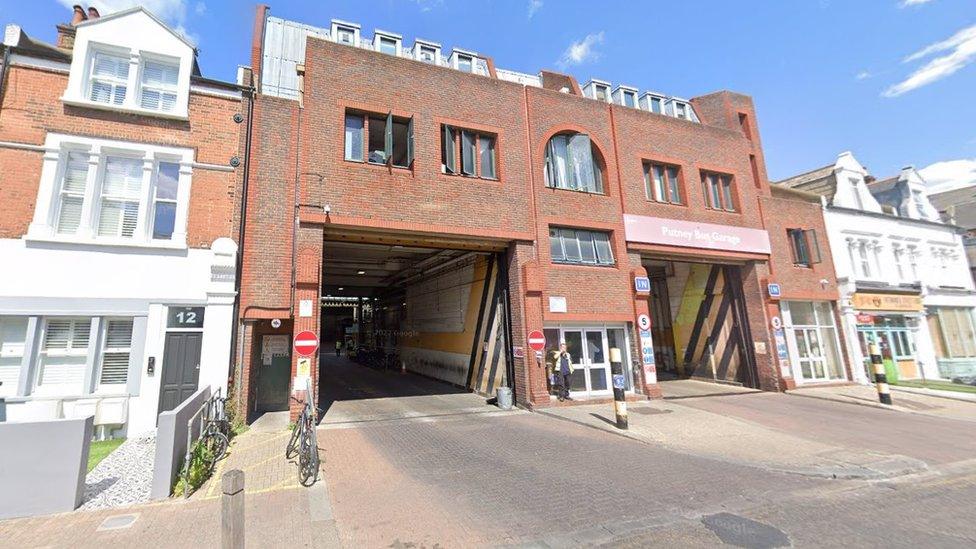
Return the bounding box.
[158,332,203,414]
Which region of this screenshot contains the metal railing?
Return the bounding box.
[182,387,223,499]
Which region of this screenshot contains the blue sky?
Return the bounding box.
[3,0,975,190]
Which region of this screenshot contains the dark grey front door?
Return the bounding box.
[159,332,202,414]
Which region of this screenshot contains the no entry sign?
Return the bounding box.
[294,330,319,357]
[527,330,546,351]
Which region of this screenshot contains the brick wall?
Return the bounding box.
[0,63,246,246]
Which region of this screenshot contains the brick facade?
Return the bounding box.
[237,12,844,415]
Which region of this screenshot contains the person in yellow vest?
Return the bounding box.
[553,342,573,401]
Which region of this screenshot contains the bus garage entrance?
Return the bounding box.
[318,232,514,415]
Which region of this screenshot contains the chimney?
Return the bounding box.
[71,5,87,25]
[865,175,876,184]
[87,7,100,20]
[56,5,86,51]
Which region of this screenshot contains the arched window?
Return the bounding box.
[544,133,604,194]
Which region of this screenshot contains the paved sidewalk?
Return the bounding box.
[788,383,976,422]
[539,399,927,479]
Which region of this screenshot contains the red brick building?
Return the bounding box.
[238,7,841,417]
[0,7,249,435]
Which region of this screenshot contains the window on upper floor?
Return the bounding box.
[701,171,737,212]
[544,133,605,194]
[74,44,186,117]
[336,26,356,44]
[28,134,193,248]
[594,85,609,102]
[441,125,497,179]
[344,110,414,169]
[549,227,614,266]
[643,162,682,205]
[787,229,822,267]
[456,54,473,72]
[88,50,129,105]
[417,44,437,63]
[620,90,637,108]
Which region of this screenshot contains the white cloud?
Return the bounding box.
[414,0,444,12]
[855,70,872,80]
[883,23,976,97]
[919,159,976,193]
[556,31,604,69]
[56,0,198,44]
[194,2,206,16]
[900,0,934,7]
[528,0,543,19]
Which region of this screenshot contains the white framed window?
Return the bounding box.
[97,156,144,238]
[544,133,604,194]
[97,318,133,391]
[29,134,193,248]
[622,91,636,108]
[139,58,179,112]
[88,50,130,106]
[35,317,91,396]
[595,85,609,102]
[331,20,361,45]
[0,317,28,397]
[374,31,401,56]
[416,43,439,64]
[456,54,473,72]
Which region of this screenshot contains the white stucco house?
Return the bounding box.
[778,152,976,385]
[0,7,246,436]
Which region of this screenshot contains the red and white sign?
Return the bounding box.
[856,313,875,325]
[623,214,771,255]
[294,330,319,356]
[527,330,547,352]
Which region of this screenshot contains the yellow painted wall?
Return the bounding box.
[400,256,488,355]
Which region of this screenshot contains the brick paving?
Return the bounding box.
[194,428,301,500]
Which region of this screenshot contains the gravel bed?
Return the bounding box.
[80,435,156,510]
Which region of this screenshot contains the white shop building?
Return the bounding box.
[778,152,976,384]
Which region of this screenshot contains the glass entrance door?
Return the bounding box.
[548,326,615,398]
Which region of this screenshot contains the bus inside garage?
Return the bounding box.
[317,234,514,416]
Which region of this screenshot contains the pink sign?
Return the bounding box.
[623,214,771,255]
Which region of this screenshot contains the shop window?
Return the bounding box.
[35,318,91,395]
[549,227,614,266]
[441,125,497,179]
[643,162,682,205]
[98,319,133,390]
[786,301,844,382]
[787,228,821,267]
[0,317,28,397]
[345,110,414,168]
[544,133,605,194]
[931,308,976,359]
[700,171,736,212]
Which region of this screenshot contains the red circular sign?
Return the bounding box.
[294,330,319,356]
[527,330,546,351]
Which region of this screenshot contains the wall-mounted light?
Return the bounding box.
[357,270,366,275]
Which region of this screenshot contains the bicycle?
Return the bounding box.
[200,394,230,469]
[285,380,322,487]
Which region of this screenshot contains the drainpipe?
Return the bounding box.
[290,68,305,317]
[0,47,11,118]
[229,84,256,404]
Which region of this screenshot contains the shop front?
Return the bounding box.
[845,292,924,384]
[780,300,845,384]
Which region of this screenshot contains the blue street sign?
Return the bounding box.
[767,283,782,299]
[613,374,626,389]
[634,276,651,293]
[639,329,651,338]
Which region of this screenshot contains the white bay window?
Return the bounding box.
[29,134,193,248]
[139,59,180,112]
[88,50,130,105]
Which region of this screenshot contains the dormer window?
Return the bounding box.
[640,93,664,114]
[457,54,473,72]
[414,40,441,64]
[62,10,193,120]
[336,27,355,44]
[595,85,608,101]
[331,19,361,46]
[665,99,698,122]
[139,58,179,112]
[418,45,436,63]
[374,31,402,56]
[613,87,638,108]
[88,51,129,105]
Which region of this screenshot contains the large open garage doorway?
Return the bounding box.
[318,232,514,423]
[644,259,759,390]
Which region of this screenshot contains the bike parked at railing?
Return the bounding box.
[285,379,322,487]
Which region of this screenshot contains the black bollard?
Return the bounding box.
[610,347,628,429]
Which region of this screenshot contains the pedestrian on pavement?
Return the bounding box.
[555,342,573,401]
[335,339,342,357]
